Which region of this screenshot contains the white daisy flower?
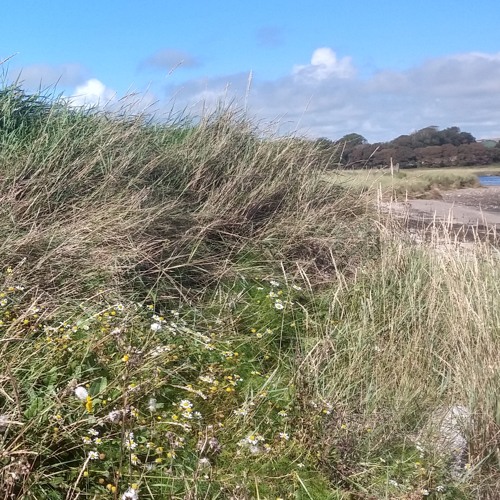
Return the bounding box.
[179,399,193,410]
[74,386,89,400]
[121,487,139,500]
[274,300,284,310]
[107,410,122,423]
[148,398,157,412]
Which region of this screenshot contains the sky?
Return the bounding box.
[1,0,500,143]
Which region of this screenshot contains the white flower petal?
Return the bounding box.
[74,386,89,400]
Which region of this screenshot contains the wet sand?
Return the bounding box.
[387,186,500,225]
[441,186,500,214]
[382,186,500,243]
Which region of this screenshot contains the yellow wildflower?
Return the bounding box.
[85,395,93,413]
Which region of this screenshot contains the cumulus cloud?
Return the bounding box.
[293,48,355,81]
[70,79,116,107]
[141,49,201,71]
[69,81,160,116]
[163,48,500,142]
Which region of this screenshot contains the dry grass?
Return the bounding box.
[294,223,500,497]
[331,167,493,200]
[1,87,500,498]
[0,88,374,310]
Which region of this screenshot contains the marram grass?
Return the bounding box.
[0,87,500,499]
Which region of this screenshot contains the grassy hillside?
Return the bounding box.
[1,87,500,499]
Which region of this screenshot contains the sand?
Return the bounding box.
[385,186,500,226]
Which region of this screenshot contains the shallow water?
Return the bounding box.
[478,175,500,186]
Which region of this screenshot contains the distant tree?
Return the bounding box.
[456,130,476,145]
[413,145,460,167]
[347,143,380,168]
[439,127,458,146]
[372,147,395,166]
[436,126,475,146]
[336,133,368,165]
[440,144,459,165]
[393,146,417,167]
[314,137,341,168]
[415,146,444,167]
[391,134,414,148]
[492,141,500,162]
[313,126,486,169]
[338,133,367,147]
[457,143,492,165]
[315,137,336,151]
[412,126,442,147]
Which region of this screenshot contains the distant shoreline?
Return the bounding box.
[382,186,500,242]
[441,185,500,214]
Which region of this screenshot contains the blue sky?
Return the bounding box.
[2,0,500,142]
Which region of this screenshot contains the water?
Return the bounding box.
[477,175,500,186]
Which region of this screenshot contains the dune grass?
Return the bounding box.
[334,167,493,200]
[1,86,500,499]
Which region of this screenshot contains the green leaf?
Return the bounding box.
[24,396,45,419]
[90,376,108,395]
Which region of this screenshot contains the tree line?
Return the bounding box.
[316,126,500,169]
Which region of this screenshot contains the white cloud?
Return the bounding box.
[162,48,500,142]
[6,63,88,89]
[70,79,116,107]
[7,49,500,142]
[293,47,355,81]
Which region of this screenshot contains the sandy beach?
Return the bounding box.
[385,186,500,226]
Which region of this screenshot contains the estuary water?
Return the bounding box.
[477,175,500,186]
